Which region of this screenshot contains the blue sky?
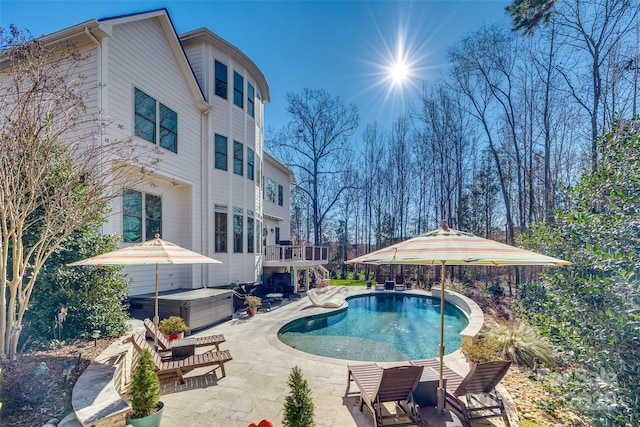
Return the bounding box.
[0,1,511,140]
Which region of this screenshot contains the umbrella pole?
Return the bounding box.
[437,260,446,414]
[153,263,159,348]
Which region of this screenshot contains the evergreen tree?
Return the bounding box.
[282,366,315,427]
[129,350,161,418]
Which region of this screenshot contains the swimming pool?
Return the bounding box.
[278,293,468,361]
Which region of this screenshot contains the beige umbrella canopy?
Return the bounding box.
[346,221,570,413]
[68,234,222,346]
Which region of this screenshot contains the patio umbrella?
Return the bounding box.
[346,221,570,413]
[68,234,222,346]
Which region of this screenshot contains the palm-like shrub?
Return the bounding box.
[486,321,555,368]
[283,366,314,427]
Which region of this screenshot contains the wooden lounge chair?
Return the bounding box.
[144,318,226,352]
[411,359,511,425]
[348,363,423,427]
[131,333,232,384]
[395,275,406,291]
[375,275,386,291]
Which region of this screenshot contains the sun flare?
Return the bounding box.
[356,10,443,123]
[390,60,409,85]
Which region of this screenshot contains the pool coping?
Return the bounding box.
[430,286,484,345]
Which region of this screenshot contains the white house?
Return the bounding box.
[28,8,327,297]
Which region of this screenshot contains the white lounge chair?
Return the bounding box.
[307,289,345,308]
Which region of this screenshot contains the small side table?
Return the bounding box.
[414,366,445,407]
[171,337,195,358]
[265,293,283,302]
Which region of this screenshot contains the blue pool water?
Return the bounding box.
[278,293,468,362]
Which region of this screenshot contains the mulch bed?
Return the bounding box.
[0,338,117,427]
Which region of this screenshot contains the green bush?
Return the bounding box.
[486,278,505,300]
[460,338,500,363]
[283,366,314,427]
[20,228,130,350]
[486,321,555,368]
[158,316,189,335]
[520,118,640,423]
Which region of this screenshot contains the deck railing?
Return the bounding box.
[263,245,328,264]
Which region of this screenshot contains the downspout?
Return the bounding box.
[201,105,211,287]
[84,27,104,234]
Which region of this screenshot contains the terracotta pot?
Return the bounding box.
[165,332,185,341]
[246,306,257,316]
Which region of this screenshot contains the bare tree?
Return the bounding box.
[362,122,387,248]
[388,115,413,240]
[0,28,156,359]
[529,19,561,223]
[271,88,359,245]
[448,27,518,244]
[510,0,639,172]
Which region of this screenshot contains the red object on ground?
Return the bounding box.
[258,421,273,427]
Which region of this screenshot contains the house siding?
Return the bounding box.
[12,10,292,297]
[183,32,270,286]
[101,17,206,295]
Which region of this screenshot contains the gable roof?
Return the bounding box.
[99,9,209,111]
[264,152,295,183]
[33,8,210,112]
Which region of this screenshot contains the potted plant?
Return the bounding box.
[244,295,261,316]
[158,316,189,341]
[126,349,164,427]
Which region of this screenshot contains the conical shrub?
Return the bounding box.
[283,366,315,427]
[129,349,160,418]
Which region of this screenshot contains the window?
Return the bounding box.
[159,104,177,152]
[134,88,177,153]
[215,134,228,171]
[247,217,254,253]
[215,60,227,99]
[275,227,280,244]
[247,148,254,181]
[123,189,162,243]
[247,83,255,118]
[278,184,284,206]
[233,141,243,176]
[145,193,162,239]
[134,88,155,143]
[215,209,227,252]
[123,189,142,243]
[266,178,276,203]
[233,213,243,253]
[233,71,243,108]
